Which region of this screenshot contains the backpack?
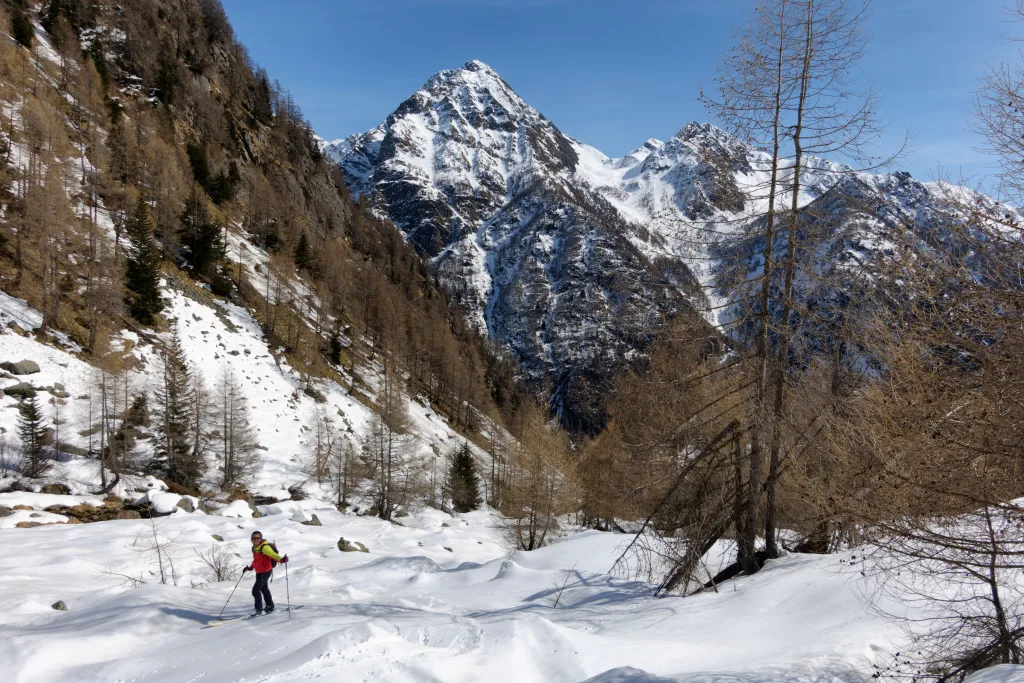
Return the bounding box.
[260,540,281,568]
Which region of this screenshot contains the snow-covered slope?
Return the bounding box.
[0,247,484,502]
[0,502,910,682]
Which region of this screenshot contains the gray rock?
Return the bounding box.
[176,498,196,513]
[443,547,453,553]
[301,514,322,527]
[337,537,369,553]
[4,382,36,398]
[0,507,11,517]
[211,534,224,542]
[117,510,142,520]
[40,483,70,495]
[53,382,65,392]
[1,360,40,375]
[51,600,67,611]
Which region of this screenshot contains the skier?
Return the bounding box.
[243,530,288,616]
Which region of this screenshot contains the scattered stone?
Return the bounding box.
[1,360,40,375]
[53,382,65,392]
[441,522,450,528]
[29,512,41,518]
[40,483,70,495]
[117,510,141,520]
[443,547,453,553]
[176,498,196,513]
[337,537,369,553]
[51,600,67,611]
[211,534,224,542]
[12,504,32,511]
[0,507,11,517]
[15,521,44,528]
[301,514,322,527]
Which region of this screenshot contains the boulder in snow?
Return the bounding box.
[1,360,40,375]
[51,600,67,611]
[4,382,36,398]
[301,514,322,527]
[117,510,141,520]
[130,490,183,517]
[216,499,255,519]
[0,507,11,517]
[337,537,368,553]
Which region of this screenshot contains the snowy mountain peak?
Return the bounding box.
[323,62,975,434]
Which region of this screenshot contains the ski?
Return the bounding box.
[202,605,304,628]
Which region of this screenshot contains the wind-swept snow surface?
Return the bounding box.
[0,505,904,682]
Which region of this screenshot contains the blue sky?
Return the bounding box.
[221,0,1017,185]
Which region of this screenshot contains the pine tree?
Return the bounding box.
[179,189,226,275]
[124,196,164,324]
[11,4,34,49]
[17,396,50,479]
[153,326,203,489]
[450,442,481,513]
[294,232,312,271]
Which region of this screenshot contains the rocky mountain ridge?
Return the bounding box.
[323,60,997,434]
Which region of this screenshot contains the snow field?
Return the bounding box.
[0,500,919,683]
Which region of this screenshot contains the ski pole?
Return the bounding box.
[216,569,246,621]
[285,561,291,618]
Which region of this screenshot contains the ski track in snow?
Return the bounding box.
[0,504,910,683]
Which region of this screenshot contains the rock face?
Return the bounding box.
[328,60,1012,433]
[328,61,700,433]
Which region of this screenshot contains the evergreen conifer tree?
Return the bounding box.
[124,196,164,324]
[450,442,481,513]
[17,396,49,478]
[11,3,34,49]
[179,190,226,276]
[153,326,203,489]
[294,232,312,271]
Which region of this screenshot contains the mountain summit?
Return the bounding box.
[323,61,983,434]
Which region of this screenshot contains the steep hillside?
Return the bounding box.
[0,2,528,508]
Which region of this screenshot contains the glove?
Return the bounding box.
[280,555,289,564]
[243,565,252,573]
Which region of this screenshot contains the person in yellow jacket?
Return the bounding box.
[243,530,288,616]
